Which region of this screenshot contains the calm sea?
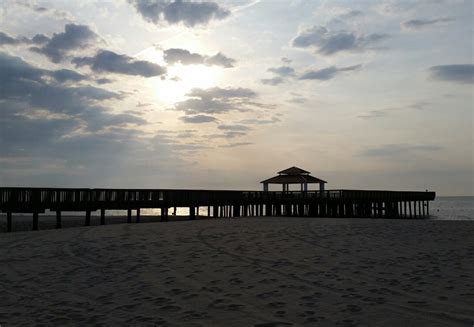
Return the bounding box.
[429,196,474,220]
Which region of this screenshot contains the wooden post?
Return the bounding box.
[136,208,140,223]
[426,201,430,217]
[189,206,196,220]
[85,210,91,226]
[7,212,12,232]
[408,201,412,218]
[56,211,62,229]
[33,212,39,231]
[213,205,219,218]
[127,208,132,223]
[208,206,211,217]
[100,208,105,225]
[161,207,168,222]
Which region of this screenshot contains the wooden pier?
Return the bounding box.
[0,187,436,232]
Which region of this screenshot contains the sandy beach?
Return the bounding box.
[0,217,473,326]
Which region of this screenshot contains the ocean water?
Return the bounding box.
[429,196,474,220]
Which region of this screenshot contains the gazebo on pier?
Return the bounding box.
[261,166,327,193]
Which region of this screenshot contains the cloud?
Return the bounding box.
[261,77,284,85]
[268,66,295,77]
[287,97,307,104]
[360,144,442,157]
[129,0,230,27]
[50,69,87,82]
[218,124,251,131]
[163,48,235,67]
[429,64,474,84]
[174,87,258,115]
[220,142,253,148]
[358,101,431,120]
[0,52,141,135]
[261,65,296,85]
[299,64,361,81]
[180,115,217,123]
[0,31,49,46]
[292,26,388,55]
[73,50,166,77]
[30,24,98,63]
[0,32,24,45]
[238,117,280,125]
[401,17,453,30]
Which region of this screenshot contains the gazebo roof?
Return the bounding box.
[261,174,327,184]
[261,166,327,184]
[278,166,310,175]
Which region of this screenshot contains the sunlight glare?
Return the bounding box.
[154,64,220,105]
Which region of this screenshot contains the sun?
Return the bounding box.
[154,64,221,105]
[137,46,221,105]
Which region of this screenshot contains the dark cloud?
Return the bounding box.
[204,52,235,68]
[0,31,48,46]
[299,64,361,81]
[50,69,87,82]
[0,52,140,134]
[358,101,431,120]
[174,87,258,115]
[268,66,295,77]
[360,144,442,157]
[163,48,235,67]
[180,115,217,123]
[208,131,247,139]
[261,65,295,85]
[30,24,98,63]
[95,77,114,84]
[429,64,474,84]
[73,50,166,77]
[281,57,292,64]
[292,26,388,55]
[129,0,230,27]
[220,142,253,148]
[0,52,167,185]
[0,32,24,45]
[238,117,280,125]
[261,77,284,85]
[401,17,453,30]
[217,124,251,131]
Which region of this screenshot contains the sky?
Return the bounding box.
[0,0,472,195]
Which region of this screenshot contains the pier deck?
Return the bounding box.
[0,188,436,231]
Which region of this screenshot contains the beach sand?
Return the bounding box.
[0,217,473,326]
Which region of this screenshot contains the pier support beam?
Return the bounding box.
[85,210,91,226]
[136,208,140,223]
[56,211,61,229]
[213,205,219,218]
[127,208,132,223]
[7,212,12,232]
[33,212,39,231]
[189,206,196,220]
[100,209,105,225]
[161,207,168,222]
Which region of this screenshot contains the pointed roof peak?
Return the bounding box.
[277,166,310,175]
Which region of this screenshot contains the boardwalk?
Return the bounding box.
[0,188,435,232]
